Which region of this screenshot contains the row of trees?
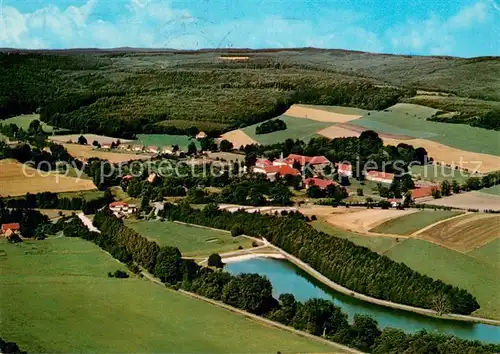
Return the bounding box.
[75,210,499,353]
[0,337,27,354]
[255,118,287,135]
[1,190,111,215]
[159,203,480,315]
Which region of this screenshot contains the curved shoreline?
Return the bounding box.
[168,221,500,326]
[260,239,500,327]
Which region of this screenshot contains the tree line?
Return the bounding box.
[1,190,111,214]
[62,210,499,353]
[159,203,480,315]
[255,119,287,135]
[0,337,27,354]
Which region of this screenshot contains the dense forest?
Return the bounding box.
[55,210,497,353]
[255,118,287,134]
[159,203,480,315]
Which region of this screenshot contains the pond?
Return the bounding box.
[225,257,500,343]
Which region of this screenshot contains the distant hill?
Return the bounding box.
[1,48,498,138]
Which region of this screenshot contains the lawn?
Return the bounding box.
[411,165,472,184]
[0,114,68,134]
[479,185,500,196]
[311,220,397,253]
[125,219,253,257]
[467,238,500,268]
[241,115,332,145]
[135,134,200,151]
[382,239,500,320]
[350,103,500,156]
[58,190,104,201]
[0,237,334,353]
[370,210,463,235]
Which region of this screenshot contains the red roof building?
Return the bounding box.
[255,158,273,169]
[335,163,353,177]
[264,165,301,176]
[122,175,133,181]
[1,223,20,234]
[366,170,394,184]
[286,154,330,166]
[109,201,128,208]
[304,178,337,190]
[409,186,438,199]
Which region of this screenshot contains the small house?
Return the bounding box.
[336,163,353,177]
[1,223,20,236]
[147,146,160,154]
[303,177,337,190]
[196,131,207,139]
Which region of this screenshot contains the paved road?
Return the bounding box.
[77,213,100,233]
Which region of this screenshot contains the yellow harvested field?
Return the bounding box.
[316,125,361,139]
[220,129,257,149]
[0,160,96,197]
[62,144,151,163]
[418,213,500,252]
[299,205,364,217]
[383,137,500,173]
[416,191,500,211]
[285,104,362,123]
[325,208,419,234]
[218,56,249,60]
[49,134,131,145]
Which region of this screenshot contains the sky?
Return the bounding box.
[1,0,499,57]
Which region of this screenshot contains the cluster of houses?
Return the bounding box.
[109,201,137,218]
[253,154,439,204]
[99,143,176,155]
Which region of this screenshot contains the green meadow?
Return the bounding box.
[350,103,500,156]
[0,237,335,353]
[383,239,500,320]
[370,210,463,235]
[0,114,68,134]
[135,134,200,151]
[125,219,253,257]
[479,185,500,196]
[242,115,331,145]
[467,238,500,268]
[411,165,473,184]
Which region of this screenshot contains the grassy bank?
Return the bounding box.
[0,237,334,353]
[125,219,253,257]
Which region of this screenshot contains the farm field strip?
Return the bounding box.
[48,134,131,145]
[325,208,419,235]
[219,129,257,148]
[285,104,363,123]
[135,134,201,151]
[417,191,500,211]
[0,237,333,353]
[411,165,473,183]
[417,213,500,252]
[124,219,253,257]
[0,160,96,197]
[383,137,500,173]
[349,103,500,157]
[467,239,500,268]
[62,143,151,163]
[370,210,463,236]
[240,115,331,145]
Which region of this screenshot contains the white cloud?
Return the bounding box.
[387,0,498,56]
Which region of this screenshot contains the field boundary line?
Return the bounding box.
[410,212,472,237]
